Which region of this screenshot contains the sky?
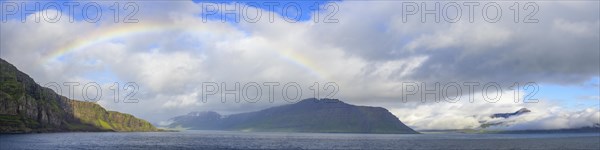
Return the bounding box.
[0,0,599,130]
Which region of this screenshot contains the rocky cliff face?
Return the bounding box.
[167,98,419,134]
[0,58,158,133]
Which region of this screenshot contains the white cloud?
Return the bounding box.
[504,107,600,130]
[392,90,600,130]
[162,91,202,108]
[1,1,598,129]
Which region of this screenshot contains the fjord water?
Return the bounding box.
[1,131,599,149]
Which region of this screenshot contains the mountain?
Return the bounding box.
[491,125,600,134]
[480,108,532,128]
[420,125,600,134]
[0,58,159,133]
[490,108,531,119]
[169,111,223,130]
[167,98,419,134]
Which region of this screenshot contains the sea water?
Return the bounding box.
[1,131,599,149]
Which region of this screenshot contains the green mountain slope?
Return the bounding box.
[168,98,419,134]
[0,58,158,133]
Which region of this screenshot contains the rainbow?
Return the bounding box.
[41,21,328,79]
[42,21,212,62]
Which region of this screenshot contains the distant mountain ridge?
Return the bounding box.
[480,108,532,128]
[491,108,531,119]
[0,58,159,133]
[167,98,419,134]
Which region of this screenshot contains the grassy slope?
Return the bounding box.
[0,58,158,133]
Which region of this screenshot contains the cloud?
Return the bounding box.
[1,0,598,129]
[504,107,600,130]
[310,1,600,85]
[392,90,600,130]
